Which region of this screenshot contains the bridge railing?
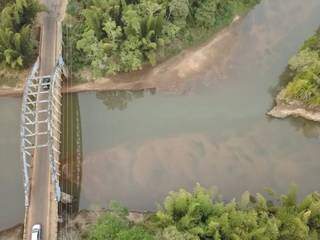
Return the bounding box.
[48,56,65,202]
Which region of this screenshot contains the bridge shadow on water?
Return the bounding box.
[59,93,83,227]
[56,89,155,233]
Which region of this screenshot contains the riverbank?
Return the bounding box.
[268,27,320,123]
[64,186,320,240]
[3,183,320,240]
[60,209,147,239]
[0,0,42,93]
[0,224,23,240]
[0,69,27,97]
[0,210,146,240]
[65,16,241,95]
[65,0,260,75]
[268,90,320,122]
[0,15,242,97]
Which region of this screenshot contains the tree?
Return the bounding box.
[0,0,43,68]
[194,0,219,28]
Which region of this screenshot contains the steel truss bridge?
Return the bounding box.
[20,56,67,240]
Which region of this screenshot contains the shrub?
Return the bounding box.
[85,202,154,240]
[0,0,43,69]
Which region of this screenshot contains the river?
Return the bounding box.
[0,98,24,230]
[1,0,320,231]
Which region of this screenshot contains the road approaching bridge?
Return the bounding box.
[20,0,66,239]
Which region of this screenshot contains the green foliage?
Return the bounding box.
[283,29,320,106]
[155,226,199,240]
[288,49,320,73]
[0,0,13,11]
[86,185,320,240]
[85,202,154,240]
[0,0,43,69]
[64,0,261,76]
[152,185,320,240]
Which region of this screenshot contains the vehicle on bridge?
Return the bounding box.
[42,77,51,90]
[31,224,42,240]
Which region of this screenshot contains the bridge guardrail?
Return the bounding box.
[47,56,65,202]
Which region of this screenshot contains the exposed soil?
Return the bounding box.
[64,16,241,95]
[0,224,23,240]
[268,90,320,122]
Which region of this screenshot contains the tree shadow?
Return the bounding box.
[288,117,320,139]
[96,89,156,111]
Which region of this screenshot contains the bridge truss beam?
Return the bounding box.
[48,57,66,202]
[21,58,40,207]
[20,56,66,206]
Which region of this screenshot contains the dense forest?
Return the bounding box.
[0,0,42,69]
[282,28,320,107]
[84,185,320,240]
[64,0,260,76]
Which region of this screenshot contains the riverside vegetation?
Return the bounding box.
[0,0,42,68]
[0,0,43,86]
[63,0,260,77]
[83,185,320,240]
[281,28,320,107]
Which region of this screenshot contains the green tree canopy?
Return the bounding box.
[0,0,43,68]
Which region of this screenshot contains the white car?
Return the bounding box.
[31,224,42,240]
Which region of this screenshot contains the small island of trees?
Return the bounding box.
[269,27,320,122]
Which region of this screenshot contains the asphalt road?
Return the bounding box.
[25,0,60,239]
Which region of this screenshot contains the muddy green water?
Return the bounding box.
[1,0,320,231]
[76,0,320,211]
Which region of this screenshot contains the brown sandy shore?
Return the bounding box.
[0,210,146,240]
[268,90,320,122]
[0,16,241,98]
